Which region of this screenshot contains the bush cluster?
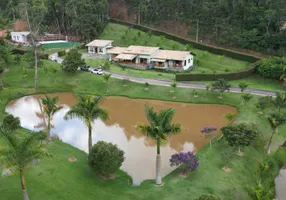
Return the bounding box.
[256,57,286,80]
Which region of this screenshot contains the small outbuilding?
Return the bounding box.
[11,32,30,44]
[86,39,113,55]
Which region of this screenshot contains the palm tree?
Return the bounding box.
[0,128,48,200]
[40,95,63,141]
[135,105,181,185]
[103,74,111,94]
[266,112,286,155]
[64,95,108,153]
[272,92,286,112]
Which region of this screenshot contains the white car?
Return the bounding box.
[49,55,57,61]
[91,68,104,75]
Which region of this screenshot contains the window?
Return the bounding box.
[17,36,19,40]
[188,59,190,63]
[13,36,16,40]
[184,60,186,66]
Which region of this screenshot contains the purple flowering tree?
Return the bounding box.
[201,126,217,147]
[170,152,199,175]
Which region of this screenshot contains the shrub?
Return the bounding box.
[88,141,125,177]
[274,148,286,167]
[256,96,272,110]
[256,57,286,80]
[170,151,199,175]
[2,113,21,131]
[38,52,49,60]
[196,194,221,200]
[144,82,149,87]
[58,50,66,57]
[102,61,110,70]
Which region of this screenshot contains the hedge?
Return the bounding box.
[110,18,262,63]
[175,66,256,81]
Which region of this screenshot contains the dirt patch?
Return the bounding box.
[68,156,77,162]
[222,167,231,172]
[100,174,116,180]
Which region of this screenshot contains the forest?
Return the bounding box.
[117,0,286,55]
[0,0,286,55]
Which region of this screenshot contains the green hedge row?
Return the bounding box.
[110,18,262,63]
[176,66,256,81]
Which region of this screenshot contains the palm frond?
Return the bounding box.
[135,123,157,139]
[144,104,158,126]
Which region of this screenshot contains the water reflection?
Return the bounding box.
[6,93,237,185]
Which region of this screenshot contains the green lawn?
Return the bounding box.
[0,60,285,200]
[100,23,251,74]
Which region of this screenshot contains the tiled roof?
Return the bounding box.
[124,45,159,55]
[107,47,127,54]
[152,50,192,61]
[86,39,113,47]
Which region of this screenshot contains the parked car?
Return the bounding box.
[80,65,90,71]
[91,68,104,75]
[49,55,56,61]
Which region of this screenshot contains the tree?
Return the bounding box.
[220,147,235,172]
[211,79,231,97]
[0,38,11,64]
[241,93,253,106]
[2,113,21,131]
[62,49,85,73]
[196,194,221,200]
[205,83,211,97]
[135,105,181,185]
[200,126,217,147]
[40,95,63,141]
[170,151,199,175]
[170,81,177,94]
[272,92,286,112]
[0,128,48,200]
[221,123,258,156]
[266,112,286,154]
[64,95,108,153]
[88,141,124,177]
[238,82,249,93]
[224,113,237,123]
[102,73,111,94]
[18,0,48,90]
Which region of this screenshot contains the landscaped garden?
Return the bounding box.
[0,58,286,200]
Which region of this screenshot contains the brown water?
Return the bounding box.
[6,92,237,185]
[275,165,286,199]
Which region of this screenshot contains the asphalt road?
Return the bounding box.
[109,72,277,97]
[50,53,277,97]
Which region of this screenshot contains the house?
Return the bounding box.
[11,32,30,43]
[150,50,194,70]
[107,47,127,61]
[115,45,160,67]
[86,39,113,55]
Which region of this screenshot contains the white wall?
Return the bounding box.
[87,43,113,55]
[183,54,194,70]
[11,32,28,43]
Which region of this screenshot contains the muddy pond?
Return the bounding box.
[6,92,237,185]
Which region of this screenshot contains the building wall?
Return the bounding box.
[183,54,194,70]
[88,43,113,55]
[11,32,27,43]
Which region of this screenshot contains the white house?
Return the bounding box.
[114,45,160,67]
[11,32,30,43]
[107,47,127,61]
[86,39,113,55]
[151,50,194,70]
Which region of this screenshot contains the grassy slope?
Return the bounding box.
[100,23,250,74]
[96,23,285,92]
[0,61,285,200]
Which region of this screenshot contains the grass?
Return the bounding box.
[100,23,251,74]
[0,60,285,200]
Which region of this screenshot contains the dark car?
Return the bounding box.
[80,65,90,71]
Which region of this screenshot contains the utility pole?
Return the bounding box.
[138,5,141,25]
[196,20,199,42]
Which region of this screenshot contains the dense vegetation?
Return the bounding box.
[0,0,108,40]
[112,0,286,55]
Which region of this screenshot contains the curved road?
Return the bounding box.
[109,72,277,97]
